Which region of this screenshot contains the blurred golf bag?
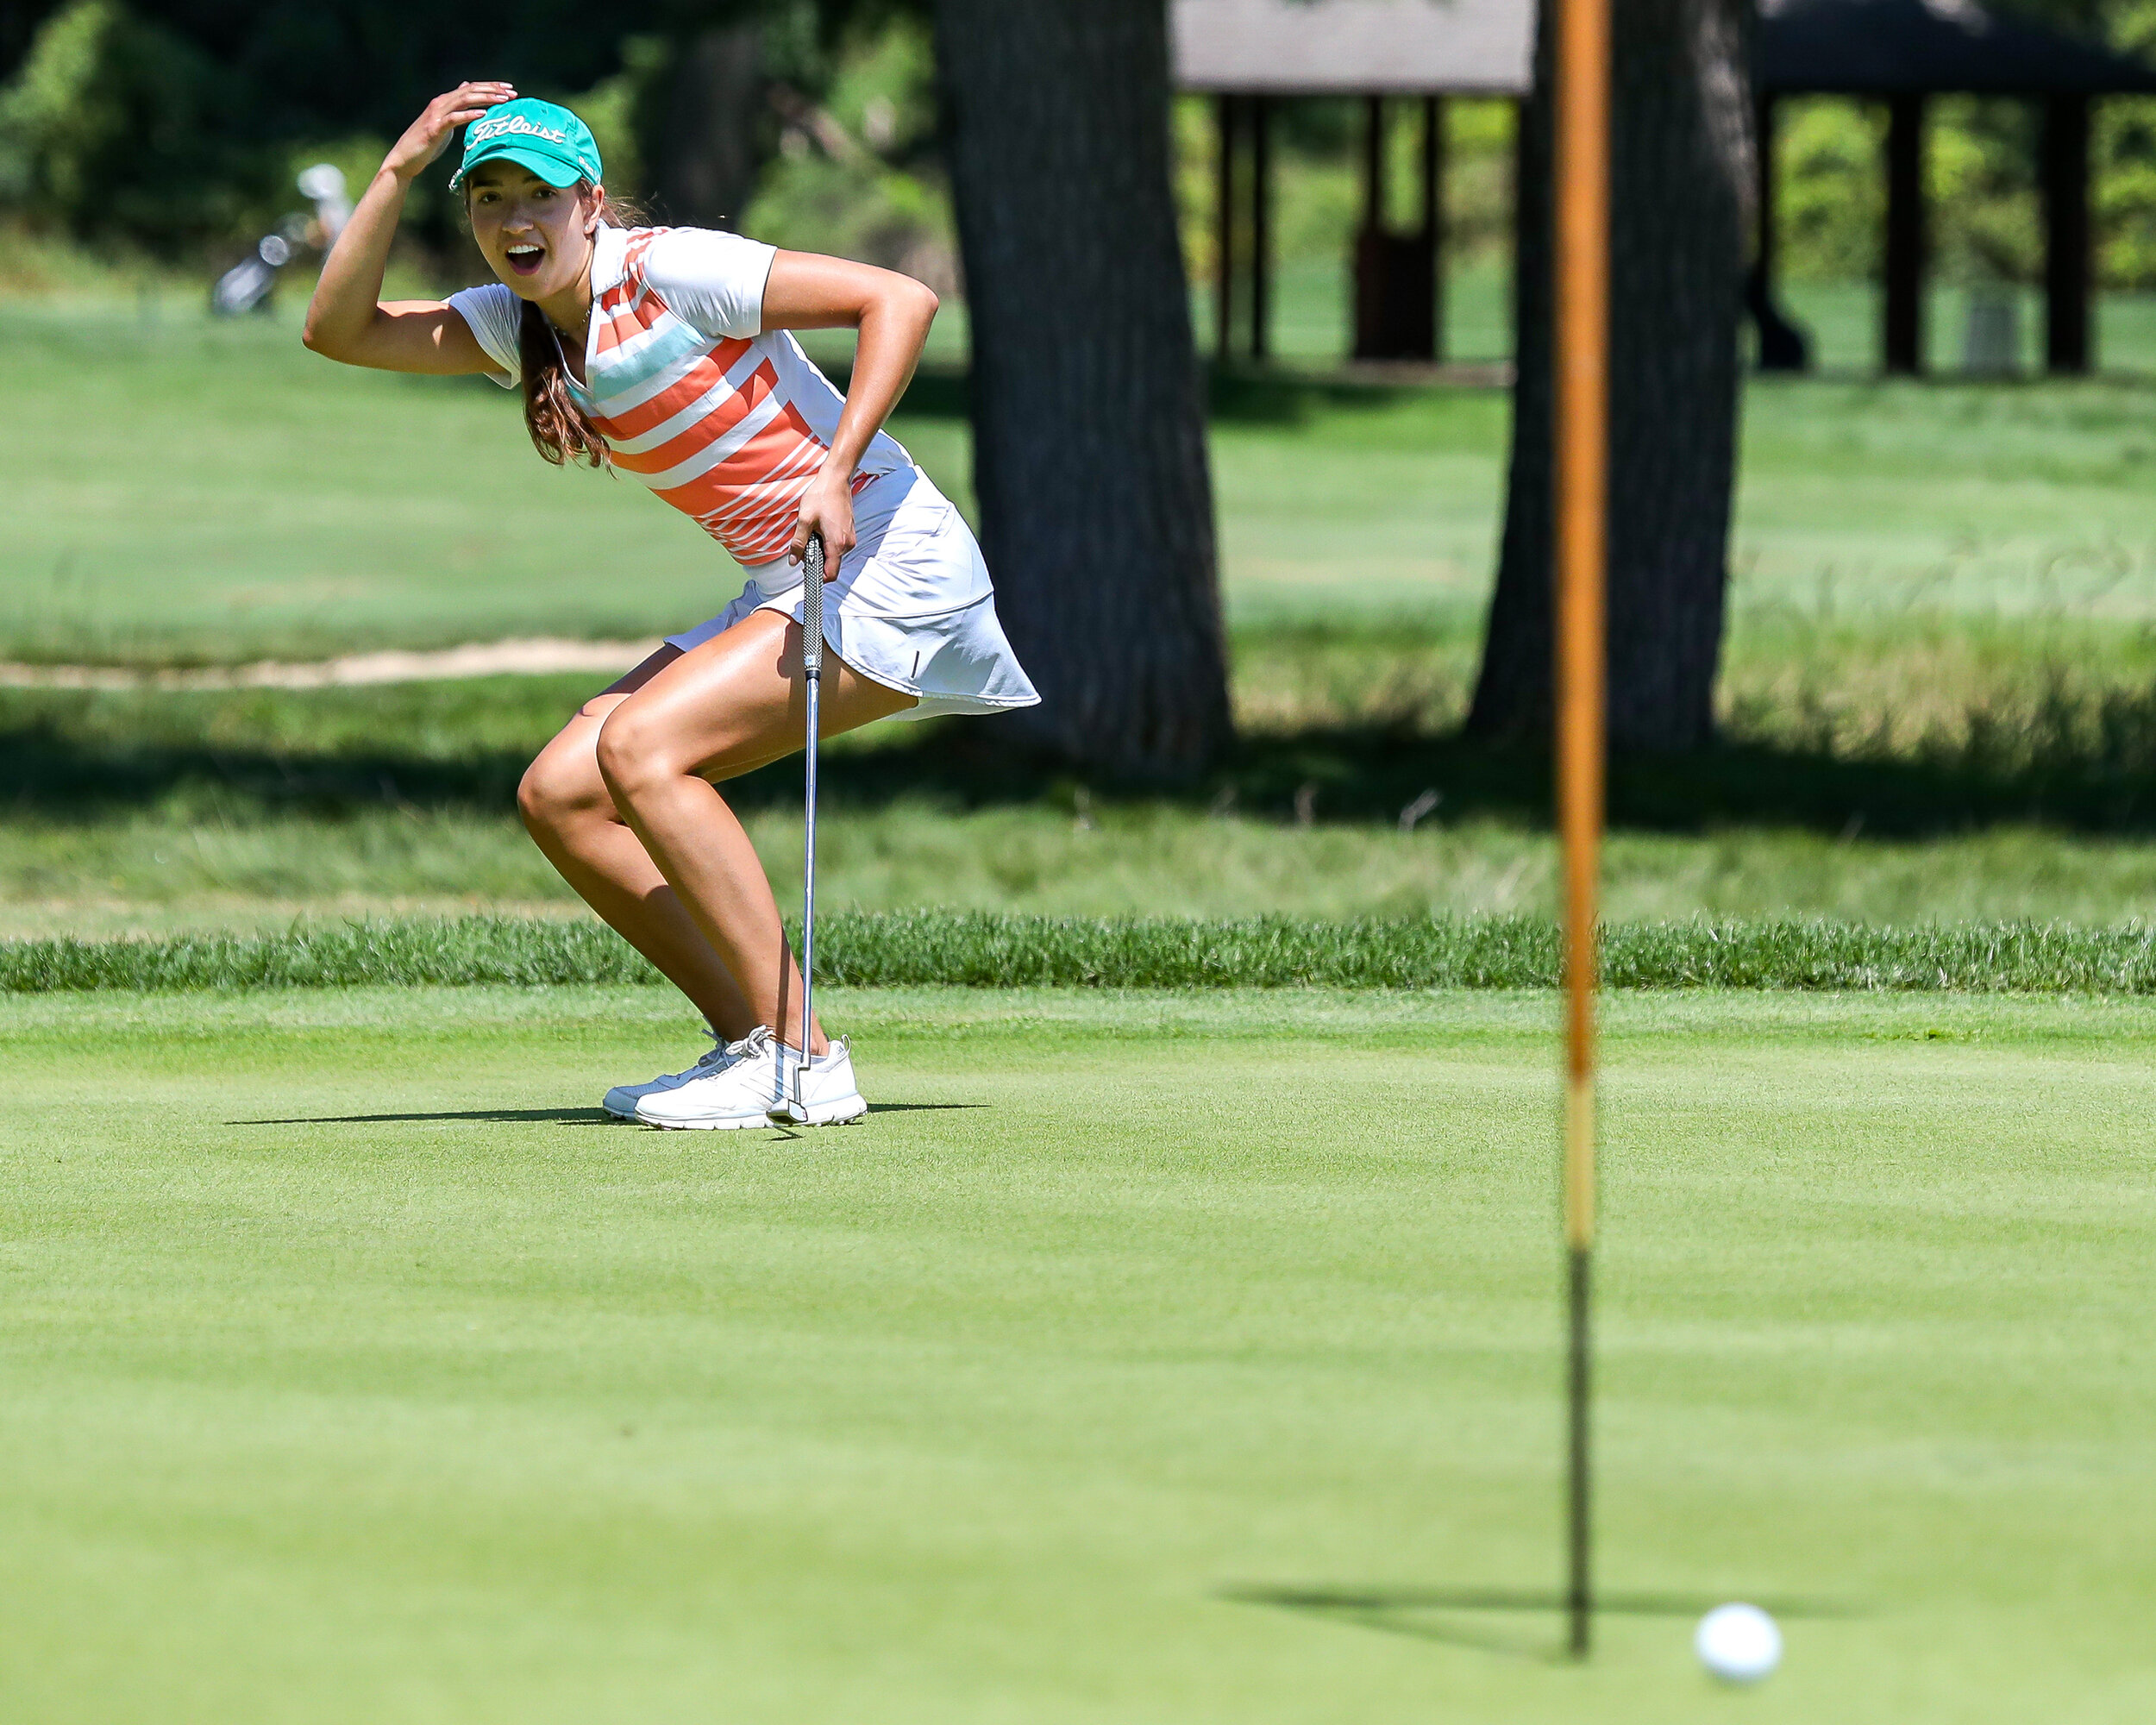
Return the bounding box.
[210,165,354,317]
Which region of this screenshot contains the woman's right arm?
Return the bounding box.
[302,81,516,373]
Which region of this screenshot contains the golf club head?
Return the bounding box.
[768,1047,812,1126]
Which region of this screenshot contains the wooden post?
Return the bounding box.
[1748,90,1810,372]
[1250,93,1271,361]
[2043,93,2092,374]
[1883,92,1927,375]
[1553,0,1609,1663]
[1423,95,1447,363]
[1355,95,1384,361]
[1215,94,1237,362]
[1363,93,1386,233]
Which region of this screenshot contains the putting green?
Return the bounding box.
[1,986,2149,1722]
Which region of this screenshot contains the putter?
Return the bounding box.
[791,533,825,1120]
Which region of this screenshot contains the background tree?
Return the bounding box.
[649,21,764,227]
[640,0,871,229]
[0,0,661,255]
[0,0,273,254]
[1469,0,1754,751]
[931,0,1232,779]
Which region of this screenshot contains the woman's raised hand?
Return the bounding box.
[383,83,518,183]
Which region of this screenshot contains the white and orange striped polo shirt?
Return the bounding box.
[448,225,912,568]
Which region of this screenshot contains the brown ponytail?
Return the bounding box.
[513,185,646,469]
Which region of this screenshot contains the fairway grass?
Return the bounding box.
[17,804,2156,935]
[13,658,2156,934]
[10,303,2156,661]
[3,986,2150,1722]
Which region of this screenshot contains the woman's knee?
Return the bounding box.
[594,699,689,805]
[518,735,610,836]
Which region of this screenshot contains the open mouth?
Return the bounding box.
[505,242,545,279]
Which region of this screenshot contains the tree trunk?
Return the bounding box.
[655,24,763,229]
[1468,0,1753,752]
[931,0,1232,779]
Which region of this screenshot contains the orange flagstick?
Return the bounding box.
[1553,0,1610,1663]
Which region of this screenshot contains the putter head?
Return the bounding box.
[769,1047,812,1125]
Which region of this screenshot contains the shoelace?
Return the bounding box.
[666,1027,742,1084]
[739,1026,820,1088]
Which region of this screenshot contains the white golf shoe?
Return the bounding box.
[634,1026,868,1130]
[771,1038,868,1127]
[602,1027,746,1120]
[635,1026,787,1129]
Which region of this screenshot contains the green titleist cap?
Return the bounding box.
[448,98,602,191]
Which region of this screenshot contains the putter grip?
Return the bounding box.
[801,536,825,674]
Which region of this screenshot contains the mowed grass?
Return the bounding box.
[2,985,2151,1721]
[22,802,2156,936]
[9,292,2156,937]
[12,656,2156,936]
[8,297,2156,659]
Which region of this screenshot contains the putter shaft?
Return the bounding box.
[798,536,824,1112]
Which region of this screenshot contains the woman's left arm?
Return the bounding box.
[761,253,940,570]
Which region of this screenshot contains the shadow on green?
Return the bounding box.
[229,1101,989,1126]
[1220,1584,1858,1664]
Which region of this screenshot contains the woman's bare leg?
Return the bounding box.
[594,609,916,1056]
[517,647,757,1037]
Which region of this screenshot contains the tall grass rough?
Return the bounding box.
[5,913,2154,994]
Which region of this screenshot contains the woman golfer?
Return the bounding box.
[304,85,1037,1128]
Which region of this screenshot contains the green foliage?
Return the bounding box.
[561,33,667,204]
[739,13,956,289]
[1932,97,2044,285]
[9,909,2156,993]
[1765,91,2156,292]
[1768,1,2156,292]
[0,0,277,254]
[2099,102,2156,285]
[1772,98,1881,284]
[1171,95,1218,281]
[1166,5,2156,298]
[2096,0,2156,287]
[1169,53,2156,298]
[0,0,703,258]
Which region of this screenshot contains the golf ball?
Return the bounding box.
[1695,1603,1781,1683]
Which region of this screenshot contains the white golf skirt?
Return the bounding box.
[664,467,1040,723]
